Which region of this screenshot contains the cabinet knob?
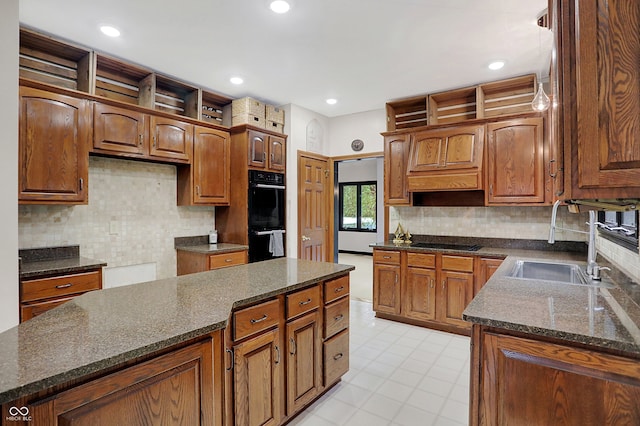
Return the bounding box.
[274,345,281,365]
[138,134,143,146]
[225,348,234,371]
[290,337,296,355]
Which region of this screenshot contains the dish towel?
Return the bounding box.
[269,230,285,257]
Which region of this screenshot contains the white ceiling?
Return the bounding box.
[18,0,552,118]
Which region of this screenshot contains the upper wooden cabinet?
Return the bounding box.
[248,130,286,172]
[486,117,549,205]
[19,86,89,204]
[406,124,485,191]
[384,134,412,205]
[552,0,640,200]
[177,126,230,206]
[93,102,192,163]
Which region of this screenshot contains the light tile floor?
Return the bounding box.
[289,300,471,426]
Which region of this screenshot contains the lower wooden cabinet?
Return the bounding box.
[471,327,640,425]
[475,257,504,294]
[225,276,350,426]
[177,248,248,276]
[20,269,103,323]
[373,248,475,334]
[8,338,216,425]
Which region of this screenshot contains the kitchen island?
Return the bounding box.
[0,258,354,425]
[463,255,640,425]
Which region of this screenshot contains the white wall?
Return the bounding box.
[0,0,19,333]
[282,104,330,258]
[328,109,386,156]
[337,158,380,253]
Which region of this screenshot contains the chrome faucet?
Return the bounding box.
[548,200,600,278]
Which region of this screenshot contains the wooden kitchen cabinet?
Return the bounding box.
[406,124,485,192]
[475,257,504,294]
[373,250,402,316]
[373,248,475,334]
[176,248,247,276]
[286,311,321,415]
[551,0,640,200]
[486,116,549,205]
[248,129,286,172]
[470,328,640,425]
[404,252,437,321]
[93,102,193,163]
[177,125,231,206]
[383,133,412,205]
[19,86,90,204]
[20,269,102,322]
[18,339,215,425]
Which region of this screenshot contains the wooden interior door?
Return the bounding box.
[298,153,330,262]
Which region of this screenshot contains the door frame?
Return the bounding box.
[297,150,333,261]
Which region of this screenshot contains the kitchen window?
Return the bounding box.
[339,181,377,232]
[597,210,639,252]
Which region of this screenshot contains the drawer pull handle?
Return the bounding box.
[290,337,296,355]
[334,314,344,322]
[383,256,391,259]
[225,259,233,263]
[55,283,73,289]
[275,345,280,365]
[299,298,312,306]
[250,314,268,324]
[333,353,343,360]
[334,286,344,293]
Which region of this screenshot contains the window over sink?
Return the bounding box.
[598,210,639,252]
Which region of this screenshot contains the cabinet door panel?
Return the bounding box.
[93,102,146,155]
[384,134,411,205]
[478,332,640,425]
[19,87,89,203]
[409,133,444,170]
[269,135,286,171]
[373,263,401,315]
[248,131,267,168]
[234,328,282,426]
[286,312,321,415]
[487,118,546,204]
[439,270,473,328]
[404,266,436,321]
[150,116,192,162]
[192,126,230,204]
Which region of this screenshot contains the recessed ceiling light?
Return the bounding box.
[230,76,244,85]
[100,25,121,37]
[488,61,505,70]
[270,0,290,13]
[326,98,337,105]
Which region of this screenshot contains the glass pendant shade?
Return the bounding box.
[532,82,550,112]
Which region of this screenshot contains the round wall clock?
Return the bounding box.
[351,139,364,151]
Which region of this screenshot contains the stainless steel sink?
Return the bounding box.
[508,260,615,288]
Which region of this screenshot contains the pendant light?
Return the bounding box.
[532,17,550,112]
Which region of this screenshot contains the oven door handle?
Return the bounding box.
[254,183,286,190]
[254,230,287,236]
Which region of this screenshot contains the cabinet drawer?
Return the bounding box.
[442,255,474,272]
[21,296,75,322]
[234,299,281,341]
[287,285,320,320]
[324,275,350,304]
[21,270,101,303]
[324,297,349,339]
[208,250,247,270]
[407,252,436,268]
[373,250,400,265]
[324,329,349,386]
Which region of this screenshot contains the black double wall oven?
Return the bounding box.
[248,170,286,262]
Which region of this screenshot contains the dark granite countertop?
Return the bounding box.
[176,243,249,254]
[463,255,640,356]
[0,258,354,405]
[19,245,107,279]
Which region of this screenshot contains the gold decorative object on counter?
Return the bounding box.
[393,223,406,244]
[404,229,412,244]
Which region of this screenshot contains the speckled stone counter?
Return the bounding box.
[463,255,640,355]
[0,258,354,405]
[19,245,107,279]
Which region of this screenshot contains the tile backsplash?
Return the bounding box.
[19,156,215,280]
[390,205,589,242]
